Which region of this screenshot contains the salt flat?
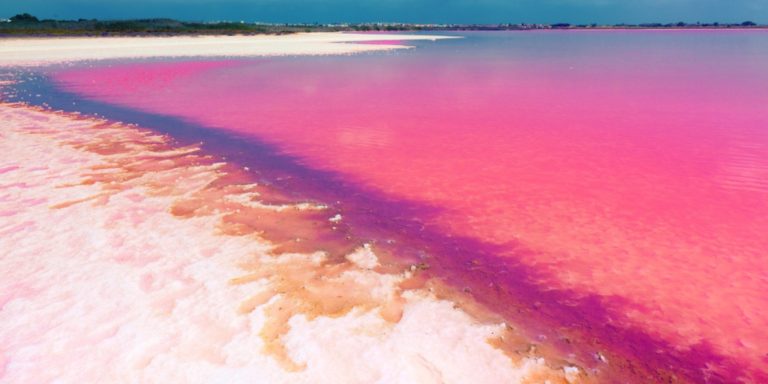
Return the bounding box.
[0,102,572,383]
[0,33,455,66]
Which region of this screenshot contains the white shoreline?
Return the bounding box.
[0,102,574,383]
[0,33,580,382]
[0,33,457,66]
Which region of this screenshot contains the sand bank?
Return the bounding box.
[0,33,455,67]
[0,102,576,383]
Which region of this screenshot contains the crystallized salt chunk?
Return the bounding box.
[345,243,379,269]
[563,366,580,383]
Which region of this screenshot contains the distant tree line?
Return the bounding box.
[9,13,39,23]
[0,13,764,36]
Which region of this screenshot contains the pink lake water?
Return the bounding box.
[29,31,768,381]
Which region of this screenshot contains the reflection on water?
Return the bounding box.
[17,30,768,381]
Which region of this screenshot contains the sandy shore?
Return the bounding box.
[0,33,455,67]
[0,102,576,383]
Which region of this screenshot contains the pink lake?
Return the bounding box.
[45,31,768,381]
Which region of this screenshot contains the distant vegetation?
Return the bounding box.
[0,14,764,36]
[0,15,312,36]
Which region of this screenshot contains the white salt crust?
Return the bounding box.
[0,33,457,67]
[0,103,572,383]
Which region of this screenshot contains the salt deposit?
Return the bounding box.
[0,102,573,383]
[0,33,456,67]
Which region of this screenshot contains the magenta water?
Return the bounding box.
[17,30,768,381]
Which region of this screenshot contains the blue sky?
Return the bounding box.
[2,0,765,24]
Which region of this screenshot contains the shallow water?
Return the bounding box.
[10,30,768,381]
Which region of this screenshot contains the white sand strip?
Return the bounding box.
[0,102,576,383]
[0,33,456,66]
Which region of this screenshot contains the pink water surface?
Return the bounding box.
[52,31,768,380]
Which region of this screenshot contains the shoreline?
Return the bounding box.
[0,32,456,67]
[2,68,727,383]
[4,31,765,382]
[0,100,575,383]
[0,30,575,381]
